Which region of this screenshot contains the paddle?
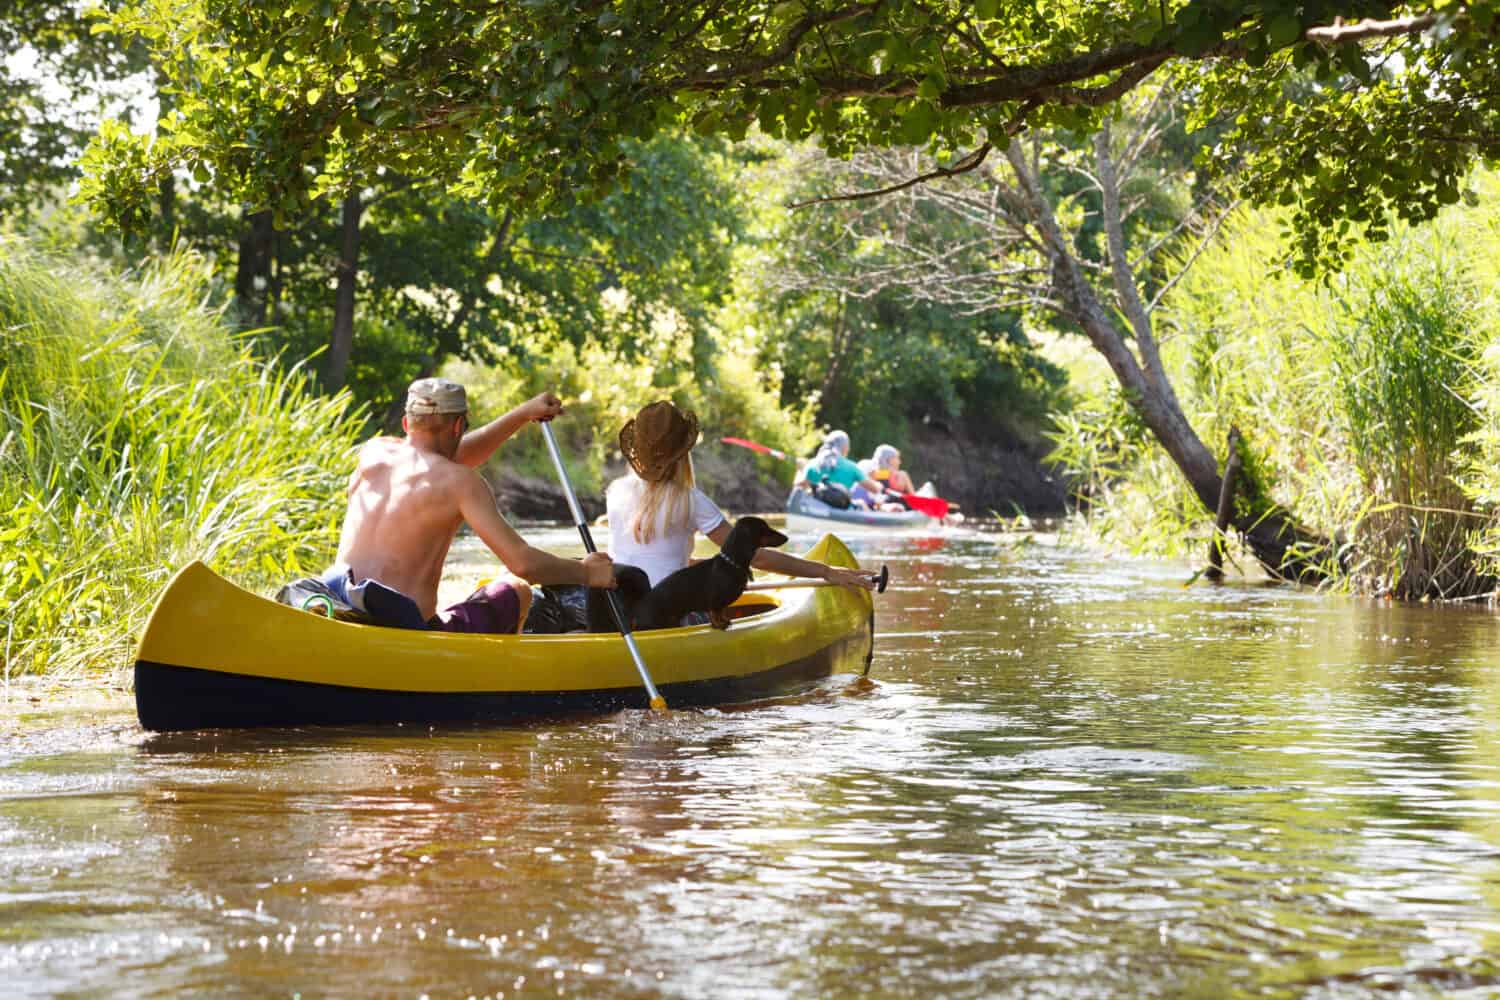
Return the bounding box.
[744,565,890,593]
[719,436,952,519]
[539,421,668,713]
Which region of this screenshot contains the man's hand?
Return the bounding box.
[523,391,564,423]
[823,565,878,592]
[583,551,616,589]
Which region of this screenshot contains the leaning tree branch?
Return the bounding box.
[1145,197,1241,313]
[789,142,993,209]
[1304,13,1439,44]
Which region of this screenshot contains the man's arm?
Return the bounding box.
[454,391,563,468]
[456,472,614,587]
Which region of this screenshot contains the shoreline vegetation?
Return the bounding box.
[1,239,364,683]
[1046,184,1500,601]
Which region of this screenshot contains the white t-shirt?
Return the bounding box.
[606,476,727,587]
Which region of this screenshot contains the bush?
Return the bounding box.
[1,238,364,679]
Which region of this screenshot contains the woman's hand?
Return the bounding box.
[822,565,878,592]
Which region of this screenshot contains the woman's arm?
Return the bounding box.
[705,522,875,591]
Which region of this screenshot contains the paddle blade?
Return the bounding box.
[720,436,790,461]
[895,491,949,518]
[649,695,670,713]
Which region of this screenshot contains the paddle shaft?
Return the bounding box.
[539,421,667,712]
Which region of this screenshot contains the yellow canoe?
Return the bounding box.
[133,534,875,731]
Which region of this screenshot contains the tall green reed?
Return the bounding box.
[1,238,364,680]
[1313,237,1486,597]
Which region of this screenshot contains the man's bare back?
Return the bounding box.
[336,436,468,619]
[330,383,612,625]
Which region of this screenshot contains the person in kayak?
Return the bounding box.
[323,377,615,633]
[858,442,931,512]
[801,430,887,509]
[866,444,917,496]
[607,401,877,594]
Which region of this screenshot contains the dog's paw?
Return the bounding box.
[709,609,732,630]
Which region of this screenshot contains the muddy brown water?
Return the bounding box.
[4,525,1500,998]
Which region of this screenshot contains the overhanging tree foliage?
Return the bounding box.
[81,1,1500,275]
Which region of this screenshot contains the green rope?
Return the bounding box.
[300,594,336,618]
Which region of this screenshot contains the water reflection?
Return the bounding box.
[4,528,1500,996]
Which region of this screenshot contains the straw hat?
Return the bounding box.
[619,401,699,482]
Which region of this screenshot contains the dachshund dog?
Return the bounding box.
[629,516,789,631]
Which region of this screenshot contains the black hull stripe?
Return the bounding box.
[134,621,874,732]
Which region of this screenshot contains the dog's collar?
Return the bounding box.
[715,551,750,577]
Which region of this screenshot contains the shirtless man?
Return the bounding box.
[321,377,613,633]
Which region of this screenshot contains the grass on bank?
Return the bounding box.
[1,239,363,680]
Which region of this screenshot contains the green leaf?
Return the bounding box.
[899,102,937,144]
[1266,13,1302,49]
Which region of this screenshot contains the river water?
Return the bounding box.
[5,524,1500,998]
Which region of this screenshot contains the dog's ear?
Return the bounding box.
[760,524,789,549]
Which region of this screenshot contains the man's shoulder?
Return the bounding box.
[359,434,405,457]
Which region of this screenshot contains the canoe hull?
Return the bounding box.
[133,534,874,731]
[135,620,869,731]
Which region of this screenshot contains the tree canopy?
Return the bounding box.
[79,2,1500,273]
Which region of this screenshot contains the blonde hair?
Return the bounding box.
[608,455,695,544]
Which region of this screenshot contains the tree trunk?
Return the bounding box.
[1007,140,1329,582]
[818,294,852,416]
[233,210,275,329]
[325,192,364,392]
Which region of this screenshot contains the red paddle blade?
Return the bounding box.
[894,491,949,518]
[720,436,790,460]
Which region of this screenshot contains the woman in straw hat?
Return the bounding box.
[607,401,877,593]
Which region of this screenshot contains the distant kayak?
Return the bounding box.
[785,487,937,529]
